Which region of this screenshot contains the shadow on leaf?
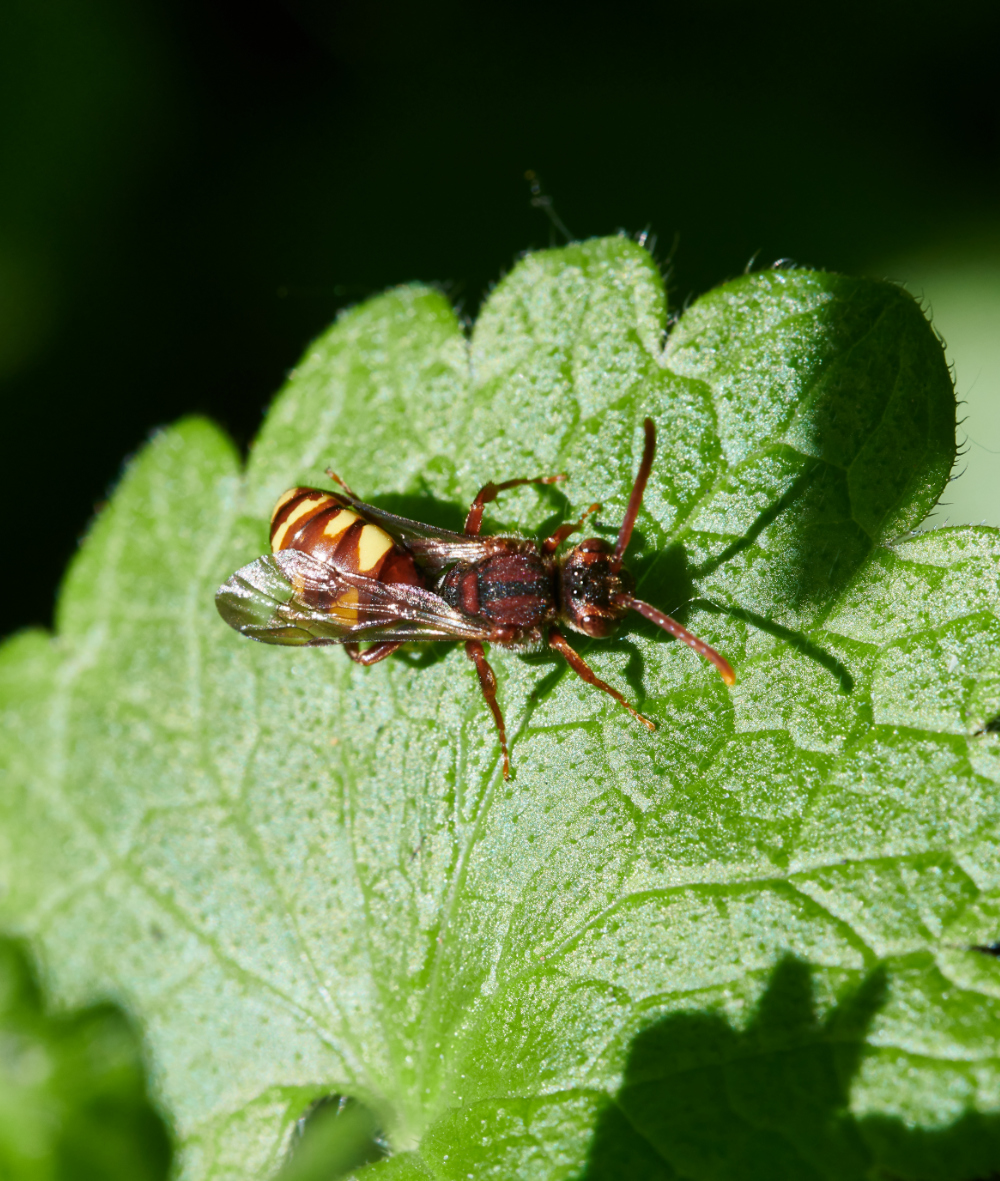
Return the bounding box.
[366,491,467,534]
[631,543,694,617]
[393,640,453,670]
[700,599,855,693]
[632,538,855,691]
[579,955,1000,1181]
[371,477,575,541]
[675,279,954,620]
[691,467,821,583]
[688,457,875,618]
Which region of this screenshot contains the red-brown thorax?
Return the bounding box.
[437,538,558,645]
[436,534,634,646]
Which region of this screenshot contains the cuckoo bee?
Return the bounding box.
[216,419,735,777]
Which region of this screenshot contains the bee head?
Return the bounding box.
[558,538,634,638]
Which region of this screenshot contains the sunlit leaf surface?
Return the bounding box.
[5,238,999,1180]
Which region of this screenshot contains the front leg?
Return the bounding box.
[542,502,600,553]
[344,641,403,666]
[548,626,655,731]
[465,639,510,778]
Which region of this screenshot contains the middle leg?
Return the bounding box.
[542,502,600,553]
[464,474,566,536]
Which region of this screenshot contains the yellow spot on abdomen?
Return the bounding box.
[322,509,359,541]
[271,494,330,551]
[357,523,394,573]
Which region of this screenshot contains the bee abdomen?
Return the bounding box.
[270,488,344,551]
[270,486,425,588]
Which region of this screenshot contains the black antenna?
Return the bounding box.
[524,170,574,243]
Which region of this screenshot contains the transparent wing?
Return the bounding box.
[401,535,491,572]
[215,549,488,646]
[331,493,486,573]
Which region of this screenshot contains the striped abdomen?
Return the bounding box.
[270,487,426,620]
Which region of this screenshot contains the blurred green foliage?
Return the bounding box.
[0,936,172,1181]
[278,1097,386,1181]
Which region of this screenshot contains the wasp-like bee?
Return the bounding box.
[216,419,734,777]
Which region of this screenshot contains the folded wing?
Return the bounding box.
[327,494,486,574]
[215,549,488,645]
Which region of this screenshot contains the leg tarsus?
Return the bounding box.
[344,641,403,666]
[464,474,566,536]
[548,626,655,731]
[465,640,510,778]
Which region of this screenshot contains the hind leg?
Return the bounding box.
[344,641,403,666]
[465,640,510,778]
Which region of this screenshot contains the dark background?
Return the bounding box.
[2,0,999,635]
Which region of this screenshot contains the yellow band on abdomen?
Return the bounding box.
[271,494,331,551]
[322,509,360,541]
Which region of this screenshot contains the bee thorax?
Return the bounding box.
[437,544,558,643]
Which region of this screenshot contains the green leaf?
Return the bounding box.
[6,236,1000,1180]
[0,934,172,1179]
[277,1096,387,1181]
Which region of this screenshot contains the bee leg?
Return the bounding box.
[547,626,656,731]
[344,641,403,666]
[464,474,567,536]
[325,469,358,498]
[541,502,601,553]
[465,640,510,778]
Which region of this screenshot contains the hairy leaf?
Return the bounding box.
[5,238,999,1181]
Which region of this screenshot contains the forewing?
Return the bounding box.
[334,494,485,573]
[400,536,490,572]
[215,553,348,645]
[215,550,487,645]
